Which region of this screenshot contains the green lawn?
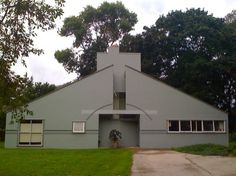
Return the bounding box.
[0,141,4,148]
[175,142,236,156]
[0,142,133,176]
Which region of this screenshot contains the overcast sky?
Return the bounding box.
[12,0,236,85]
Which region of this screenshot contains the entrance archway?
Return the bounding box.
[99,114,139,147]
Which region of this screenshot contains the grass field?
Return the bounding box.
[1,139,235,176]
[0,142,133,176]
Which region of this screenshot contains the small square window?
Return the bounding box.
[72,121,85,133]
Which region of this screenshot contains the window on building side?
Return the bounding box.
[168,120,179,131]
[73,121,85,133]
[214,120,225,132]
[180,120,191,131]
[192,120,202,132]
[203,120,213,131]
[19,120,43,146]
[168,120,225,133]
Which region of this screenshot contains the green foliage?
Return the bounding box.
[0,66,32,120]
[121,8,236,117]
[0,0,65,119]
[109,129,122,142]
[0,79,56,140]
[0,116,5,140]
[0,141,3,148]
[0,147,132,176]
[24,78,57,102]
[54,48,77,73]
[0,0,65,64]
[176,142,236,156]
[225,9,236,27]
[0,112,5,129]
[176,143,230,156]
[230,132,236,142]
[55,1,137,77]
[228,142,236,156]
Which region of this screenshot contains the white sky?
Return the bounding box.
[12,0,236,85]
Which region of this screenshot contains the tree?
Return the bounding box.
[121,8,236,115]
[0,111,6,141]
[24,78,57,102]
[55,1,137,77]
[225,9,236,27]
[0,0,65,119]
[0,78,56,140]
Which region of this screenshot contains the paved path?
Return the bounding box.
[132,150,236,176]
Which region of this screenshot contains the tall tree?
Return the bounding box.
[24,78,57,102]
[55,1,137,77]
[121,8,236,115]
[0,78,56,140]
[0,0,65,119]
[225,9,236,27]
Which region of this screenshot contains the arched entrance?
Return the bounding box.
[99,114,139,147]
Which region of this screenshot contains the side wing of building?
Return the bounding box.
[5,66,113,148]
[125,66,228,148]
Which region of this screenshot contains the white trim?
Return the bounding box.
[201,120,204,132]
[214,120,226,132]
[190,120,192,131]
[179,120,181,132]
[82,109,158,115]
[167,120,226,133]
[72,121,86,133]
[180,120,191,132]
[18,119,44,147]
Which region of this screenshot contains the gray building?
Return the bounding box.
[5,46,228,148]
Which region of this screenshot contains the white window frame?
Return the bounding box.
[202,120,214,132]
[214,120,226,133]
[191,120,202,132]
[168,120,180,132]
[180,120,191,132]
[72,121,86,133]
[18,119,43,147]
[167,120,226,133]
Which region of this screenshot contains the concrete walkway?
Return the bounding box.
[132,150,236,176]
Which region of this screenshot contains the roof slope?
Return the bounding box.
[125,65,226,115]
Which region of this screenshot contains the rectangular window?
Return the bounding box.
[180,120,191,131]
[73,121,85,133]
[168,120,179,131]
[113,92,126,110]
[19,120,43,146]
[191,120,202,132]
[214,120,225,132]
[168,120,225,133]
[203,120,213,131]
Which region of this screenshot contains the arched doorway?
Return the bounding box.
[99,114,139,147]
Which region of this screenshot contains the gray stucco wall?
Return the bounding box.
[97,46,141,92]
[99,115,139,147]
[126,66,228,148]
[5,47,228,149]
[5,66,114,148]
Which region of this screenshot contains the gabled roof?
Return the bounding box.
[27,65,113,104]
[26,62,226,115]
[125,65,227,115]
